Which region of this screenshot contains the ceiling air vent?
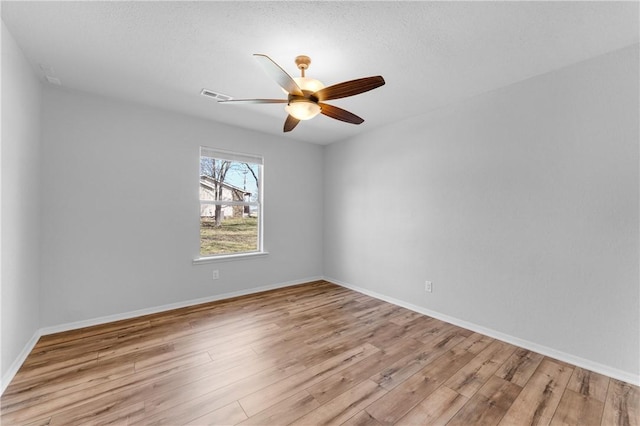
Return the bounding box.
[200,89,232,102]
[45,75,62,86]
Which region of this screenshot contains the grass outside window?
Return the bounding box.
[200,216,259,256]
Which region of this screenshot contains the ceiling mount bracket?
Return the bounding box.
[295,55,311,77]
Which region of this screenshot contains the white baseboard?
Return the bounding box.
[325,276,640,386]
[2,276,321,396]
[1,331,41,395]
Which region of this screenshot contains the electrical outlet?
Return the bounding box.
[212,270,219,280]
[425,281,433,293]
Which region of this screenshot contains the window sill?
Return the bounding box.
[192,251,269,264]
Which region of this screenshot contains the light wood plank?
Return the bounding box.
[185,401,248,426]
[444,339,517,398]
[139,359,306,423]
[550,389,604,426]
[2,356,136,408]
[291,379,387,426]
[237,391,319,425]
[1,351,213,424]
[340,410,384,426]
[10,352,99,383]
[566,367,610,402]
[307,338,423,404]
[365,344,477,424]
[601,379,640,426]
[396,386,468,426]
[387,309,425,326]
[49,400,145,426]
[24,418,52,426]
[499,358,574,425]
[495,347,545,387]
[454,332,495,355]
[448,376,522,425]
[370,329,468,391]
[239,343,379,417]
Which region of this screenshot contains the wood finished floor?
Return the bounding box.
[1,281,638,425]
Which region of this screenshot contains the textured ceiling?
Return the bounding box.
[2,1,638,144]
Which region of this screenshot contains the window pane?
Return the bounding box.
[200,204,259,256]
[200,158,260,203]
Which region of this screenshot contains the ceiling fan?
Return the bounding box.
[218,54,385,132]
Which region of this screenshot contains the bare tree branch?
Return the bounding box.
[244,163,259,190]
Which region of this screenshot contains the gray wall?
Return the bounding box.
[40,87,324,327]
[323,45,639,377]
[1,21,42,381]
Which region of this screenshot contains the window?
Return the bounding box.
[199,147,263,258]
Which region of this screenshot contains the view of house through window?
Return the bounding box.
[199,147,262,257]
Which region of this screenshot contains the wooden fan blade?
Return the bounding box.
[218,99,288,104]
[313,76,385,101]
[284,115,300,132]
[319,103,364,125]
[254,54,303,96]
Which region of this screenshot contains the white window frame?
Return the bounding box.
[194,147,266,264]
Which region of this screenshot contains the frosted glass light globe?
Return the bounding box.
[293,77,324,94]
[285,100,321,120]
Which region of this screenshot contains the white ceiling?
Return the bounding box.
[2,1,638,145]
